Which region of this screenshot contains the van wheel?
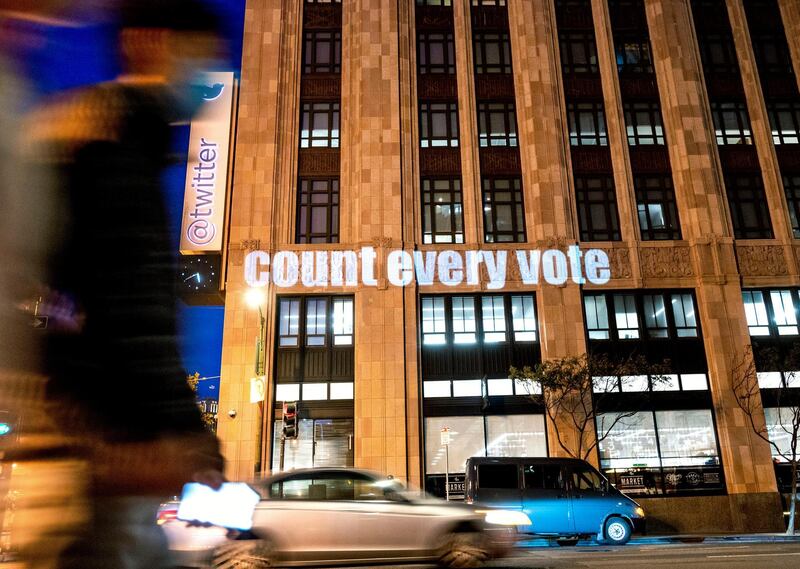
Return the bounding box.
[437,532,490,568]
[213,539,273,568]
[603,517,632,545]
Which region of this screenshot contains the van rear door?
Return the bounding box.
[520,463,573,535]
[474,462,521,511]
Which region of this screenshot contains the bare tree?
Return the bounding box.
[510,353,669,463]
[186,371,218,433]
[731,346,799,535]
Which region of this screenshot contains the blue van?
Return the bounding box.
[464,457,645,545]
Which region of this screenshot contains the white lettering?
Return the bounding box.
[465,250,483,285]
[360,247,378,287]
[515,250,541,285]
[244,251,269,287]
[567,245,585,284]
[301,251,328,287]
[413,251,437,286]
[387,250,414,287]
[331,251,358,287]
[437,250,463,286]
[272,251,299,287]
[482,251,507,290]
[585,249,611,285]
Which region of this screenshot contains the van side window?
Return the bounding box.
[523,464,562,490]
[572,466,602,491]
[478,464,518,489]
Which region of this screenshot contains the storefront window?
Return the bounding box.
[272,418,354,471]
[598,409,723,495]
[485,415,546,457]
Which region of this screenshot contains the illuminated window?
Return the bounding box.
[671,293,698,337]
[615,36,653,74]
[643,294,668,338]
[624,102,665,145]
[417,32,455,75]
[710,101,753,145]
[613,294,639,339]
[300,102,340,148]
[481,296,507,343]
[305,298,328,346]
[418,0,452,5]
[332,298,354,345]
[473,32,512,74]
[422,297,447,345]
[419,101,459,148]
[584,295,610,339]
[511,295,537,342]
[279,299,301,347]
[769,290,798,335]
[477,102,518,147]
[422,178,464,244]
[452,297,477,344]
[567,102,608,146]
[743,290,770,336]
[635,175,681,240]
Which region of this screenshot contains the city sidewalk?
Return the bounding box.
[518,532,800,547]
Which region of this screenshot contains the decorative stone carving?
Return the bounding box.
[640,247,693,278]
[298,148,340,176]
[241,239,261,252]
[607,248,633,280]
[372,237,393,249]
[303,4,341,29]
[479,147,521,176]
[419,148,461,176]
[737,245,789,277]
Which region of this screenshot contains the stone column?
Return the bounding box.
[340,0,409,477]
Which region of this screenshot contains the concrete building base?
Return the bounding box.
[638,493,785,534]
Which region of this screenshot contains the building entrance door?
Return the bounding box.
[272,418,354,470]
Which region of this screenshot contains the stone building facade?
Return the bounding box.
[213,0,800,532]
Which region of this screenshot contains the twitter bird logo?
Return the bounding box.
[201,83,225,101]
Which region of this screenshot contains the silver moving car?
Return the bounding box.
[160,468,527,568]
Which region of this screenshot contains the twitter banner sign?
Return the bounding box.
[180,72,236,254]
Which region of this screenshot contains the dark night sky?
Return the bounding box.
[11,1,245,400]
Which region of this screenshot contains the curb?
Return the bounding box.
[517,533,800,548]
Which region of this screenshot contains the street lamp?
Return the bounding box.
[245,287,267,474]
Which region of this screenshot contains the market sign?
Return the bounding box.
[244,246,611,289]
[180,71,236,254]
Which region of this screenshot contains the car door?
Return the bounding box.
[568,464,612,534]
[521,462,573,535]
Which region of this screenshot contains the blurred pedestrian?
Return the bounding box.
[20,2,228,568]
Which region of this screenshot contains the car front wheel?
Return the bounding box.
[212,539,273,569]
[603,517,632,545]
[437,532,490,569]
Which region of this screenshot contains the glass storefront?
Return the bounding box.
[271,418,354,471]
[598,409,724,495]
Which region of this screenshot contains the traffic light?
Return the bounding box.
[282,401,298,439]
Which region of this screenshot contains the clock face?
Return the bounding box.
[179,254,222,294]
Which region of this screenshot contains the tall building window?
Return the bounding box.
[417,32,456,75]
[710,101,753,145]
[635,175,681,240]
[767,102,800,145]
[482,177,526,243]
[419,102,459,147]
[421,178,464,244]
[296,178,339,244]
[477,102,518,147]
[303,31,341,74]
[724,174,773,239]
[696,34,739,75]
[624,102,665,145]
[471,0,506,5]
[418,0,452,5]
[567,102,608,146]
[750,34,794,76]
[473,32,512,74]
[743,289,800,337]
[559,32,599,74]
[585,291,700,342]
[782,174,800,239]
[300,102,340,148]
[614,36,653,74]
[574,176,621,241]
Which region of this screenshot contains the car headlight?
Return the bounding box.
[477,509,532,526]
[635,507,645,518]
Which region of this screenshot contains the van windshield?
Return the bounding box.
[571,465,605,491]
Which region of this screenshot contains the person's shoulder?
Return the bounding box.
[24,82,130,159]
